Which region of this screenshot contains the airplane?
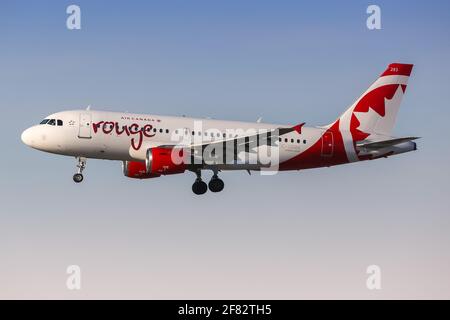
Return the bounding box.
[21,63,418,195]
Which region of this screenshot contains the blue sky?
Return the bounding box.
[1,0,450,298]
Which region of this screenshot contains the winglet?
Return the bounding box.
[278,123,306,136]
[293,122,305,134]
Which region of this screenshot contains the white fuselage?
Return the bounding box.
[21,110,324,169]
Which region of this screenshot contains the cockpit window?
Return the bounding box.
[39,118,63,126]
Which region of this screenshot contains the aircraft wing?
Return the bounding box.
[183,123,305,164]
[130,123,305,162]
[188,123,305,152]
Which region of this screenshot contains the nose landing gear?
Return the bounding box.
[73,173,83,183]
[73,157,86,183]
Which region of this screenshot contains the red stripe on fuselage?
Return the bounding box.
[279,120,349,170]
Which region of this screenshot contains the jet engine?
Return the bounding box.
[145,147,186,175]
[122,161,161,179]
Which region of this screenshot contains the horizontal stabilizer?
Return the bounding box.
[357,137,419,150]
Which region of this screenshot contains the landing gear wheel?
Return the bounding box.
[208,176,224,193]
[192,180,208,195]
[73,157,87,183]
[73,173,84,183]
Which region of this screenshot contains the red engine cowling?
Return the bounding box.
[146,147,186,175]
[123,161,161,179]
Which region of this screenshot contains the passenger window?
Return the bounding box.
[303,140,306,144]
[48,119,56,126]
[297,139,300,144]
[57,120,63,126]
[291,139,294,143]
[153,128,157,132]
[284,138,288,142]
[159,129,163,133]
[166,129,169,134]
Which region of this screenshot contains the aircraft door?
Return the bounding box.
[321,131,333,157]
[78,113,92,139]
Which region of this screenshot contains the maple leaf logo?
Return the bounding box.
[353,107,382,139]
[351,84,404,140]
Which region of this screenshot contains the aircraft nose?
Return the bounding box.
[21,127,34,147]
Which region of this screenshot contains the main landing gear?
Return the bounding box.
[192,170,225,195]
[73,157,86,183]
[208,174,224,193]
